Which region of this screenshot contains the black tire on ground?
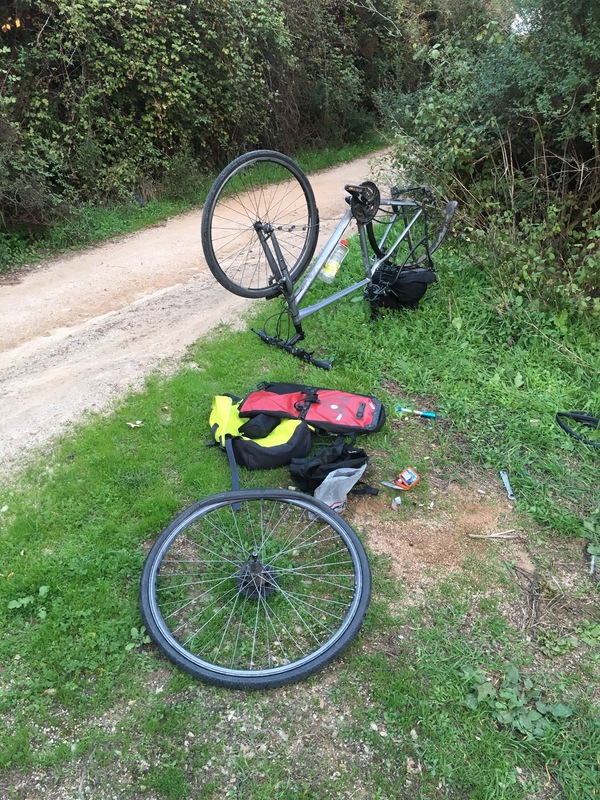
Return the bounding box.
[140,489,371,690]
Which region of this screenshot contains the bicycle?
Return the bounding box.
[140,488,371,690]
[201,149,457,369]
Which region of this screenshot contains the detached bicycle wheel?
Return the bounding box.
[201,151,320,299]
[140,489,371,689]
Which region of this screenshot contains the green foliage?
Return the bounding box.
[356,575,598,798]
[125,625,151,652]
[583,506,600,542]
[2,0,285,214]
[463,664,573,738]
[296,238,599,536]
[0,0,397,234]
[379,0,600,317]
[7,584,49,619]
[0,137,385,270]
[271,0,405,148]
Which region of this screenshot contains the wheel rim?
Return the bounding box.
[206,158,316,294]
[146,494,364,680]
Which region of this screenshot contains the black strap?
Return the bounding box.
[556,411,600,449]
[224,437,241,510]
[206,421,220,447]
[294,388,320,418]
[351,481,379,496]
[224,438,240,490]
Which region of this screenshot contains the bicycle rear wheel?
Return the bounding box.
[201,151,320,299]
[140,489,371,689]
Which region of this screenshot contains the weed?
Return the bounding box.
[463,664,573,739]
[125,626,151,652]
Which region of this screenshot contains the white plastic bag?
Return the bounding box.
[314,464,367,514]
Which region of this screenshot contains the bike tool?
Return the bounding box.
[396,406,437,419]
[382,467,421,491]
[499,470,515,501]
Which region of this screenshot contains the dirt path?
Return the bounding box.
[0,152,389,474]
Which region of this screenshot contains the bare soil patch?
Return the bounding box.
[353,480,528,584]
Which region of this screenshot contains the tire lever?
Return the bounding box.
[499,470,515,501]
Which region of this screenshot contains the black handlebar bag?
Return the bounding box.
[289,436,369,493]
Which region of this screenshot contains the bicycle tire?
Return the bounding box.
[140,489,371,689]
[201,151,320,299]
[367,189,456,268]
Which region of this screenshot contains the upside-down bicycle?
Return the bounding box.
[200,149,457,369]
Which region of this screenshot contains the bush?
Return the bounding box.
[0,0,404,233]
[378,0,600,316]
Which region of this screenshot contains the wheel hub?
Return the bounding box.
[236,552,278,600]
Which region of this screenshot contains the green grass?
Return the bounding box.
[297,238,600,534]
[351,576,599,799]
[0,132,387,275]
[1,214,599,797]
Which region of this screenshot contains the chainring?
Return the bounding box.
[350,181,380,224]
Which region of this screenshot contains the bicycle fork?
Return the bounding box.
[254,223,305,340]
[252,224,332,369]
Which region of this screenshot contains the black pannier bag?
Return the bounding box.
[369,265,437,310]
[289,436,370,493]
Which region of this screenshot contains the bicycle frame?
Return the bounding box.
[294,199,426,319]
[253,193,430,367]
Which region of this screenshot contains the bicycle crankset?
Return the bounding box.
[345,181,380,224]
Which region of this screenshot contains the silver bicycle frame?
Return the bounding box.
[291,199,425,322]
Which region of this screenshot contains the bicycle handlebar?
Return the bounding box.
[310,358,333,371]
[252,328,332,370]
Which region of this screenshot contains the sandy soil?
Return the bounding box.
[0,152,392,475]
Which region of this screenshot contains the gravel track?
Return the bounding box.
[0,152,389,475]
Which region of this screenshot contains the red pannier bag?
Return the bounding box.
[237,383,385,435]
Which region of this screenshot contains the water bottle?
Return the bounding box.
[319,240,349,284]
